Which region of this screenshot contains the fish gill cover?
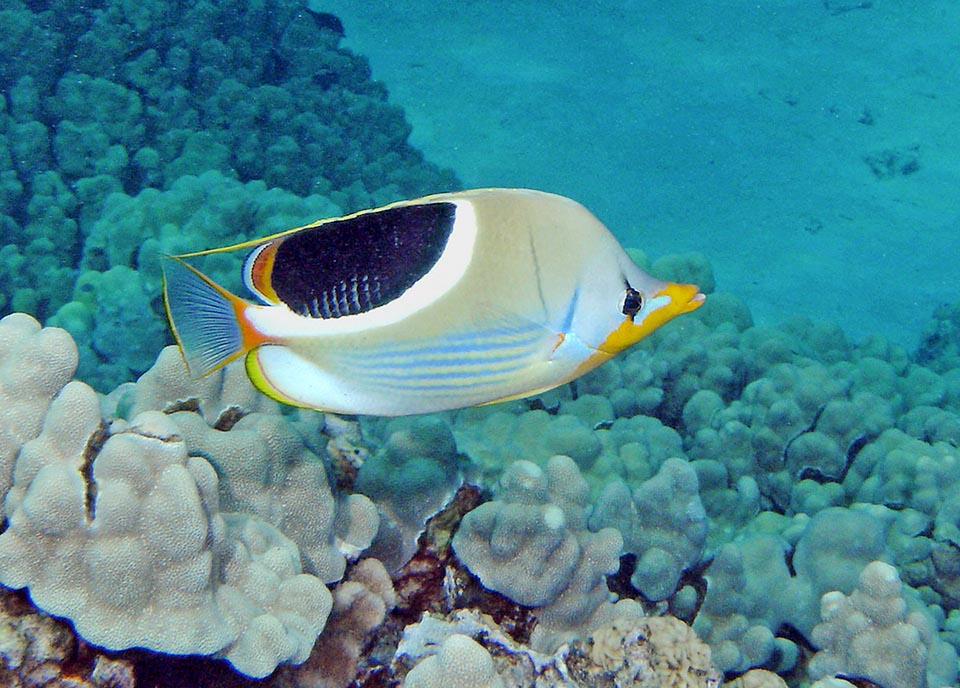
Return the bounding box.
[1,1,960,688]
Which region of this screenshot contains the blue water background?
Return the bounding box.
[323,0,960,347]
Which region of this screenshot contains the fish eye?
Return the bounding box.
[620,287,643,319]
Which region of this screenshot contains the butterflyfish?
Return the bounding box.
[162,188,705,416]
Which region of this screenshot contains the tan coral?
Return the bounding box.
[282,558,396,688]
[0,400,332,678]
[403,634,505,688]
[808,560,941,688]
[724,669,789,688]
[171,409,379,583]
[0,586,136,688]
[808,680,858,688]
[589,615,721,688]
[118,343,379,583]
[396,606,721,688]
[452,456,624,654]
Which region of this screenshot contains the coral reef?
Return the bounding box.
[0,313,77,499]
[278,558,396,688]
[1,0,458,390]
[809,560,956,688]
[3,4,960,681]
[402,634,505,688]
[451,456,624,652]
[3,285,960,687]
[394,607,720,688]
[588,614,721,687]
[590,457,707,602]
[0,308,725,685]
[356,415,467,570]
[0,586,136,688]
[0,314,385,677]
[439,287,960,683]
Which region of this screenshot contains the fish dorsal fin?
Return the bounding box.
[249,201,458,319]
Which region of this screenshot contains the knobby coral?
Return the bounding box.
[0,313,369,677]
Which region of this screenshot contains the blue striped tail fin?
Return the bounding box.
[161,256,254,377]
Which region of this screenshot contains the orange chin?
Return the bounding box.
[597,282,705,355]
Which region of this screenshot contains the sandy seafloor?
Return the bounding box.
[317,0,960,349]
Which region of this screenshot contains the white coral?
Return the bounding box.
[0,318,337,678]
[808,560,956,688]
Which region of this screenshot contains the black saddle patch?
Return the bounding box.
[269,202,458,318]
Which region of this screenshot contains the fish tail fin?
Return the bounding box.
[161,256,269,378]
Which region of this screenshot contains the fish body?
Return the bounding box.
[162,188,704,416]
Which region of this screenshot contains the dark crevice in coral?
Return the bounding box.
[525,395,561,414]
[834,676,885,688]
[796,465,835,484]
[777,622,816,653]
[352,664,394,688]
[161,397,200,415]
[80,420,109,522]
[671,555,712,624]
[385,482,537,647]
[213,405,246,432]
[781,403,827,463]
[449,566,538,646]
[784,543,797,577]
[606,552,640,599]
[763,491,788,516]
[390,483,482,621]
[132,651,261,688]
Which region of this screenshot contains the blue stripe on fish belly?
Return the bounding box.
[338,324,548,394]
[365,324,545,360]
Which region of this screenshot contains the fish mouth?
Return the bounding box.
[592,281,706,356]
[657,282,706,314]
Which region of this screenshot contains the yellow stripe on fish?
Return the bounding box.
[162,188,705,416]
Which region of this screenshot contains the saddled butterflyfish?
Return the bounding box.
[162,188,705,416]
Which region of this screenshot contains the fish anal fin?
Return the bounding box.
[244,348,316,409]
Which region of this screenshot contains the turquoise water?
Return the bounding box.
[326,0,960,347]
[1,1,960,687]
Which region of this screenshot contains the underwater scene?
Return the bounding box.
[1,1,959,687]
